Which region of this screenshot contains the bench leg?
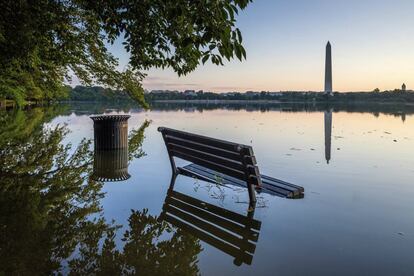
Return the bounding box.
[168,172,178,191]
[247,182,256,205]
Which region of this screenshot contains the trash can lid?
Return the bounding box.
[90,115,131,122]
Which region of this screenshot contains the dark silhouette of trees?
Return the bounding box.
[69,209,201,276]
[0,108,201,275]
[0,123,106,275]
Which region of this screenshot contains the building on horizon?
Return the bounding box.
[184,90,196,96]
[324,41,333,95]
[402,83,406,91]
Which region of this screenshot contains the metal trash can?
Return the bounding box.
[90,115,130,150]
[90,115,131,181]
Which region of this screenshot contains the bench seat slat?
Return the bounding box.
[261,174,305,192]
[182,163,303,198]
[179,163,260,188]
[181,164,290,197]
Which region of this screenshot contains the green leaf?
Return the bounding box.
[236,28,242,43]
[235,44,242,60]
[241,46,246,59]
[201,55,209,64]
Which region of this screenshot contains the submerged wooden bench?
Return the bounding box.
[160,188,261,266]
[158,127,304,204]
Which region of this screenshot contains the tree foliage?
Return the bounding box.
[0,0,252,106]
[69,85,133,102]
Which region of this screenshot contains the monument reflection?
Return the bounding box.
[324,109,332,164]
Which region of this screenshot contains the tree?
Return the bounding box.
[0,0,252,106]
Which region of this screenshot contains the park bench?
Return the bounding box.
[158,127,304,204]
[160,187,261,266]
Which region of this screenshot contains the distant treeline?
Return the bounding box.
[19,86,412,104]
[68,86,132,102]
[145,90,414,104]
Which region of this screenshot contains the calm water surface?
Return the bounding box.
[1,103,413,275]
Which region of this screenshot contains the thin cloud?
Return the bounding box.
[211,86,253,91]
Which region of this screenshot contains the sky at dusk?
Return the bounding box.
[106,0,414,92]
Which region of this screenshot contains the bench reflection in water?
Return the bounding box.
[160,175,262,266]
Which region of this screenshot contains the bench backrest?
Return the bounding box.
[158,127,262,186]
[161,189,261,265]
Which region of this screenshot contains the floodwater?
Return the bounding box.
[1,102,414,275]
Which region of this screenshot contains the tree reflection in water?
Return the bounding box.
[69,209,201,275]
[0,107,201,275]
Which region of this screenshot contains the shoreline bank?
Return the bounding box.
[152,99,414,106]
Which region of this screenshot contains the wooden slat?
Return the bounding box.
[182,161,261,187]
[259,183,294,198]
[166,195,259,242]
[165,135,242,161]
[179,166,272,198]
[168,143,245,172]
[165,135,258,170]
[240,147,262,187]
[240,146,255,162]
[261,174,305,192]
[182,164,298,198]
[179,165,245,187]
[261,178,299,196]
[170,190,261,230]
[244,155,257,165]
[180,164,260,189]
[159,127,246,152]
[178,166,223,185]
[164,204,257,254]
[247,165,261,179]
[163,213,253,265]
[171,151,247,181]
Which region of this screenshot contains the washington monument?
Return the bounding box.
[325,41,333,94]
